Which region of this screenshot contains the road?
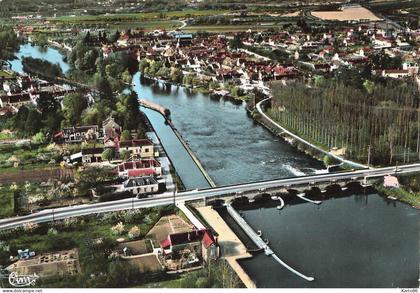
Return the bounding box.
[0,163,419,230]
[256,98,368,169]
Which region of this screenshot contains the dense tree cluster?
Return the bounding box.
[139,58,183,84]
[22,57,63,78]
[270,75,420,165]
[0,27,21,60]
[5,92,63,137]
[176,260,244,288]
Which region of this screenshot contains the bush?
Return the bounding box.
[128,226,140,239]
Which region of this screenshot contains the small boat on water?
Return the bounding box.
[387,196,398,200]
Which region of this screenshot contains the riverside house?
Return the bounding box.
[160,229,219,265]
[119,139,156,158]
[120,176,159,196]
[116,159,162,178]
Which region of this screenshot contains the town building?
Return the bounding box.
[117,159,162,178]
[121,176,159,195]
[61,125,102,143]
[160,229,219,264]
[119,139,156,158]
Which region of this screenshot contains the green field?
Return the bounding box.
[184,23,289,32]
[139,277,184,288]
[108,20,181,31]
[0,70,14,78]
[0,186,15,218]
[48,9,228,23]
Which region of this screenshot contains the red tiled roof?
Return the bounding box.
[128,168,156,177]
[160,229,215,249]
[119,139,153,148]
[201,231,215,249]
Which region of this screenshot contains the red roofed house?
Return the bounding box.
[117,158,162,178]
[160,229,219,263]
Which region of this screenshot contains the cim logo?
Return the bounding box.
[8,272,38,287]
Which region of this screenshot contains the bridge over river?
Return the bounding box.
[0,163,419,230]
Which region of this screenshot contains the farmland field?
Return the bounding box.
[311,6,382,21]
[48,9,229,24]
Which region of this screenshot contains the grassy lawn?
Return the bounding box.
[0,186,15,218]
[0,162,53,174]
[0,70,14,78]
[0,132,16,140]
[108,20,180,31]
[376,185,420,207]
[0,144,58,171]
[138,277,184,288]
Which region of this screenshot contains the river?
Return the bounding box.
[132,73,325,188]
[10,45,419,288]
[9,43,70,74]
[238,194,419,288]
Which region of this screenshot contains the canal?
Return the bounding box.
[11,45,419,288]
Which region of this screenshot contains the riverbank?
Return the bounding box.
[139,72,250,103]
[375,185,420,208]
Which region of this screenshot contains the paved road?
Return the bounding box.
[0,163,419,230]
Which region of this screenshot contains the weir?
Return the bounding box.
[296,193,322,205]
[225,204,315,282]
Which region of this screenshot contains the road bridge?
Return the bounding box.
[0,163,419,230]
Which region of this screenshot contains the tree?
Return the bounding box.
[105,63,120,79]
[121,69,132,84]
[31,132,45,144]
[128,226,140,239]
[271,77,420,165]
[22,57,63,78]
[123,92,141,131]
[120,130,131,141]
[24,108,42,136]
[62,93,89,126]
[138,59,149,73]
[120,150,131,161]
[0,28,21,60]
[102,148,114,162]
[110,222,125,236]
[12,106,29,133]
[363,80,375,95]
[37,93,60,116]
[229,35,242,49]
[75,166,116,194]
[323,155,333,167]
